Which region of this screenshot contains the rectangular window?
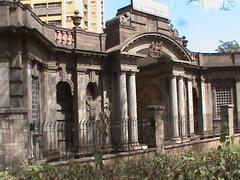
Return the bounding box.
[34,3,47,9]
[48,2,61,8]
[32,77,40,131]
[48,20,62,26]
[215,87,232,119]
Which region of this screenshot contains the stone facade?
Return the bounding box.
[0,1,240,169]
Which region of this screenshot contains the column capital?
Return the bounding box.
[177,76,184,80]
[200,76,207,82]
[187,78,194,83]
[169,74,177,79]
[119,71,127,75]
[128,71,137,76]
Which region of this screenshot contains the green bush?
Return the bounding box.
[2,146,240,179]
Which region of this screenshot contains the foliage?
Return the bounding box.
[94,103,111,171]
[2,145,240,179]
[0,170,16,180]
[216,40,240,53]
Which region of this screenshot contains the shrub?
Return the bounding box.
[2,146,240,179]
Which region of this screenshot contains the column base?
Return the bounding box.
[171,137,182,143]
[190,133,200,140]
[129,143,144,150]
[181,136,191,142]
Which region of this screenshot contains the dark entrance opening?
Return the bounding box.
[56,81,75,154]
[193,88,200,134]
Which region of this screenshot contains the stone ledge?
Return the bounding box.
[49,148,156,167]
[164,133,240,150]
[0,108,28,114]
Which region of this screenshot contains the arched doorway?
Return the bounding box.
[56,81,75,155]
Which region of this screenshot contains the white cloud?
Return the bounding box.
[201,0,240,10]
[202,0,225,10]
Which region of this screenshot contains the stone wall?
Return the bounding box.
[199,53,240,67]
[164,135,240,154]
[0,110,28,170]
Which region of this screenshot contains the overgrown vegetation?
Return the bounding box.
[1,126,239,179]
[1,143,240,179]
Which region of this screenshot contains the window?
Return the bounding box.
[48,20,62,27]
[34,3,47,9]
[32,77,40,131]
[48,2,61,8]
[215,87,232,119]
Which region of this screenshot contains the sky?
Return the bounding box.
[105,0,240,53]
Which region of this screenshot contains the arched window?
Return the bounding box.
[86,82,98,101]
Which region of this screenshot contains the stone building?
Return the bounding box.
[0,1,240,169]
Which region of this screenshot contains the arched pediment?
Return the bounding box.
[121,33,192,62]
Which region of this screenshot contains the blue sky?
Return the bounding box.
[105,0,240,53]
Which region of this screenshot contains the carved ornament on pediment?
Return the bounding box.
[119,12,131,26]
[148,41,163,58]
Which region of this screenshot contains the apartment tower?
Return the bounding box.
[19,0,105,33]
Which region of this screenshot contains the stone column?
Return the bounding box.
[170,76,179,138]
[127,72,138,144]
[221,104,234,138]
[178,77,186,137]
[188,79,195,135]
[118,71,128,145]
[228,105,234,137]
[146,106,165,153]
[236,79,240,131]
[101,73,111,145]
[200,78,207,132]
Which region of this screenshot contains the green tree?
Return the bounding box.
[215,40,240,53]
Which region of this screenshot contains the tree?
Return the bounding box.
[215,40,240,53]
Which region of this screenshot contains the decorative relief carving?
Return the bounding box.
[59,64,67,81]
[120,12,131,26]
[148,41,163,58]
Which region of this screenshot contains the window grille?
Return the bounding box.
[215,87,232,119]
[32,77,40,132]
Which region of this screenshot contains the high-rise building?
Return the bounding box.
[19,0,105,33]
[82,0,105,33]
